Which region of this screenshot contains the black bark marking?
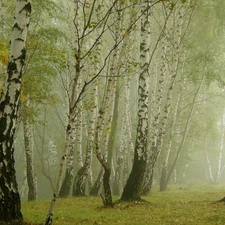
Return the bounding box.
[66,124,71,132]
[17,48,26,61]
[8,61,17,73]
[0,117,7,142]
[13,23,21,31]
[15,38,24,42]
[19,2,32,14]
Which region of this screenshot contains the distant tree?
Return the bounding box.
[72,79,98,196]
[22,99,37,201]
[158,0,225,191]
[155,0,194,192]
[113,75,134,195]
[0,0,31,222]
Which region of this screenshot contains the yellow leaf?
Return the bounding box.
[0,42,9,65]
[20,90,28,103]
[124,31,129,37]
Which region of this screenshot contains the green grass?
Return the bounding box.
[21,185,225,225]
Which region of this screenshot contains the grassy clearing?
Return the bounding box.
[21,185,225,225]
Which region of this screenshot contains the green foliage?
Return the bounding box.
[31,0,63,23]
[21,185,225,225]
[186,0,225,88]
[19,0,68,122]
[20,31,62,121]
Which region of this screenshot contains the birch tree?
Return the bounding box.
[0,0,31,222]
[214,110,225,183]
[159,72,185,191]
[72,0,103,196]
[113,75,134,195]
[120,0,151,201]
[204,107,225,184]
[141,1,171,194]
[22,100,37,201]
[162,73,204,190]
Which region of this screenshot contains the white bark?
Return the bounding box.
[215,111,225,183]
[0,0,31,221]
[204,146,214,183]
[23,117,37,201]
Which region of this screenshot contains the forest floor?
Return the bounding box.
[20,185,225,225]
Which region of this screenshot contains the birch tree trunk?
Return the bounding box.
[94,74,117,206]
[73,0,104,195]
[162,73,204,190]
[215,110,225,183]
[45,45,79,225]
[73,83,98,196]
[57,0,85,199]
[23,117,37,201]
[107,86,119,173]
[45,7,81,220]
[141,9,170,194]
[120,0,151,201]
[204,142,214,184]
[113,77,131,195]
[90,168,104,196]
[217,112,225,201]
[159,74,184,191]
[0,0,31,222]
[119,75,135,191]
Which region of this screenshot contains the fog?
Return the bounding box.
[1,0,225,203]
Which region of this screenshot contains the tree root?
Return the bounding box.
[217,197,225,202]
